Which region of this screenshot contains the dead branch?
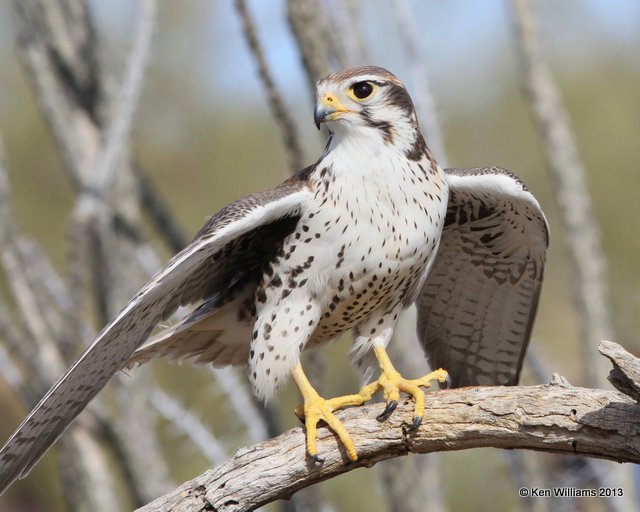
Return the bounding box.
[0,134,120,509]
[599,341,640,403]
[287,0,345,85]
[324,0,368,66]
[89,0,156,197]
[11,0,104,185]
[137,341,640,512]
[132,162,188,252]
[13,0,183,255]
[235,0,304,173]
[8,1,171,507]
[150,388,229,465]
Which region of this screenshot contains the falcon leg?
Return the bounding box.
[370,345,449,430]
[290,349,448,461]
[292,363,374,462]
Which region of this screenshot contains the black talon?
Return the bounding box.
[308,452,324,464]
[376,400,398,421]
[407,416,422,433]
[294,405,305,423]
[439,374,452,389]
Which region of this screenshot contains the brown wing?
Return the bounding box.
[0,171,314,493]
[417,167,548,387]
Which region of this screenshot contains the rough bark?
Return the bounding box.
[600,341,640,403]
[137,342,640,512]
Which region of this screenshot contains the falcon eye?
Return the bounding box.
[351,81,374,100]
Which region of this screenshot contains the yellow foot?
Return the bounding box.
[292,363,367,462]
[367,345,450,431]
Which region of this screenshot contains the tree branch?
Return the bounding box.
[234,0,304,173]
[287,0,345,85]
[137,342,640,512]
[599,341,640,403]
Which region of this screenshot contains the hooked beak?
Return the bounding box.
[314,105,328,130]
[314,94,349,130]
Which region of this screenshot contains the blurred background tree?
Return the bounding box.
[0,0,638,511]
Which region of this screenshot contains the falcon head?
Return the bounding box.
[314,66,420,148]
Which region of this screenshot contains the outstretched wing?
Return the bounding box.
[416,167,548,387]
[0,172,313,493]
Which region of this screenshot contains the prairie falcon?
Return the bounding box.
[0,66,548,491]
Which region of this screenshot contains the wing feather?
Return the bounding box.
[0,177,312,493]
[126,283,254,369]
[417,167,548,387]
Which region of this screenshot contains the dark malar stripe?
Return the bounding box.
[360,107,395,143]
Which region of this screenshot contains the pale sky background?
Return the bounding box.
[1,1,638,137]
[80,0,640,108]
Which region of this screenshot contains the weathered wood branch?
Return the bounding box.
[600,341,640,403]
[138,342,640,512]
